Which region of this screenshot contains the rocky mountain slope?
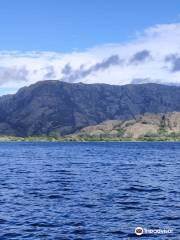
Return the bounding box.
[77,112,180,139]
[0,81,180,136]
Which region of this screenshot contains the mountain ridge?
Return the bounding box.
[0,81,180,136]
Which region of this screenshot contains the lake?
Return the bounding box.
[0,142,179,239]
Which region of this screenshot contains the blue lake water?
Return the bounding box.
[0,142,179,239]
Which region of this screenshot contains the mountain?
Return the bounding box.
[0,80,180,137]
[131,78,180,86]
[76,112,180,139]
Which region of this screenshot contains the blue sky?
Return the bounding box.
[0,0,180,52]
[1,0,180,95]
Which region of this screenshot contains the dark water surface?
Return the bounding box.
[0,142,179,239]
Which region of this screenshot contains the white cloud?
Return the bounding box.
[1,22,180,94]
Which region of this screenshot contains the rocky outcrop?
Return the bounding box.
[78,112,180,139]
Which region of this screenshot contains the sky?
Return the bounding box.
[1,0,180,94]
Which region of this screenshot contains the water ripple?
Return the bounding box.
[0,142,179,239]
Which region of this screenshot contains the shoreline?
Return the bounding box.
[0,136,180,142]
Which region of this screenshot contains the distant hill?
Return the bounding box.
[75,112,180,139]
[0,80,180,136]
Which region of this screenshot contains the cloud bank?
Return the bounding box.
[60,55,122,83]
[1,22,180,94]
